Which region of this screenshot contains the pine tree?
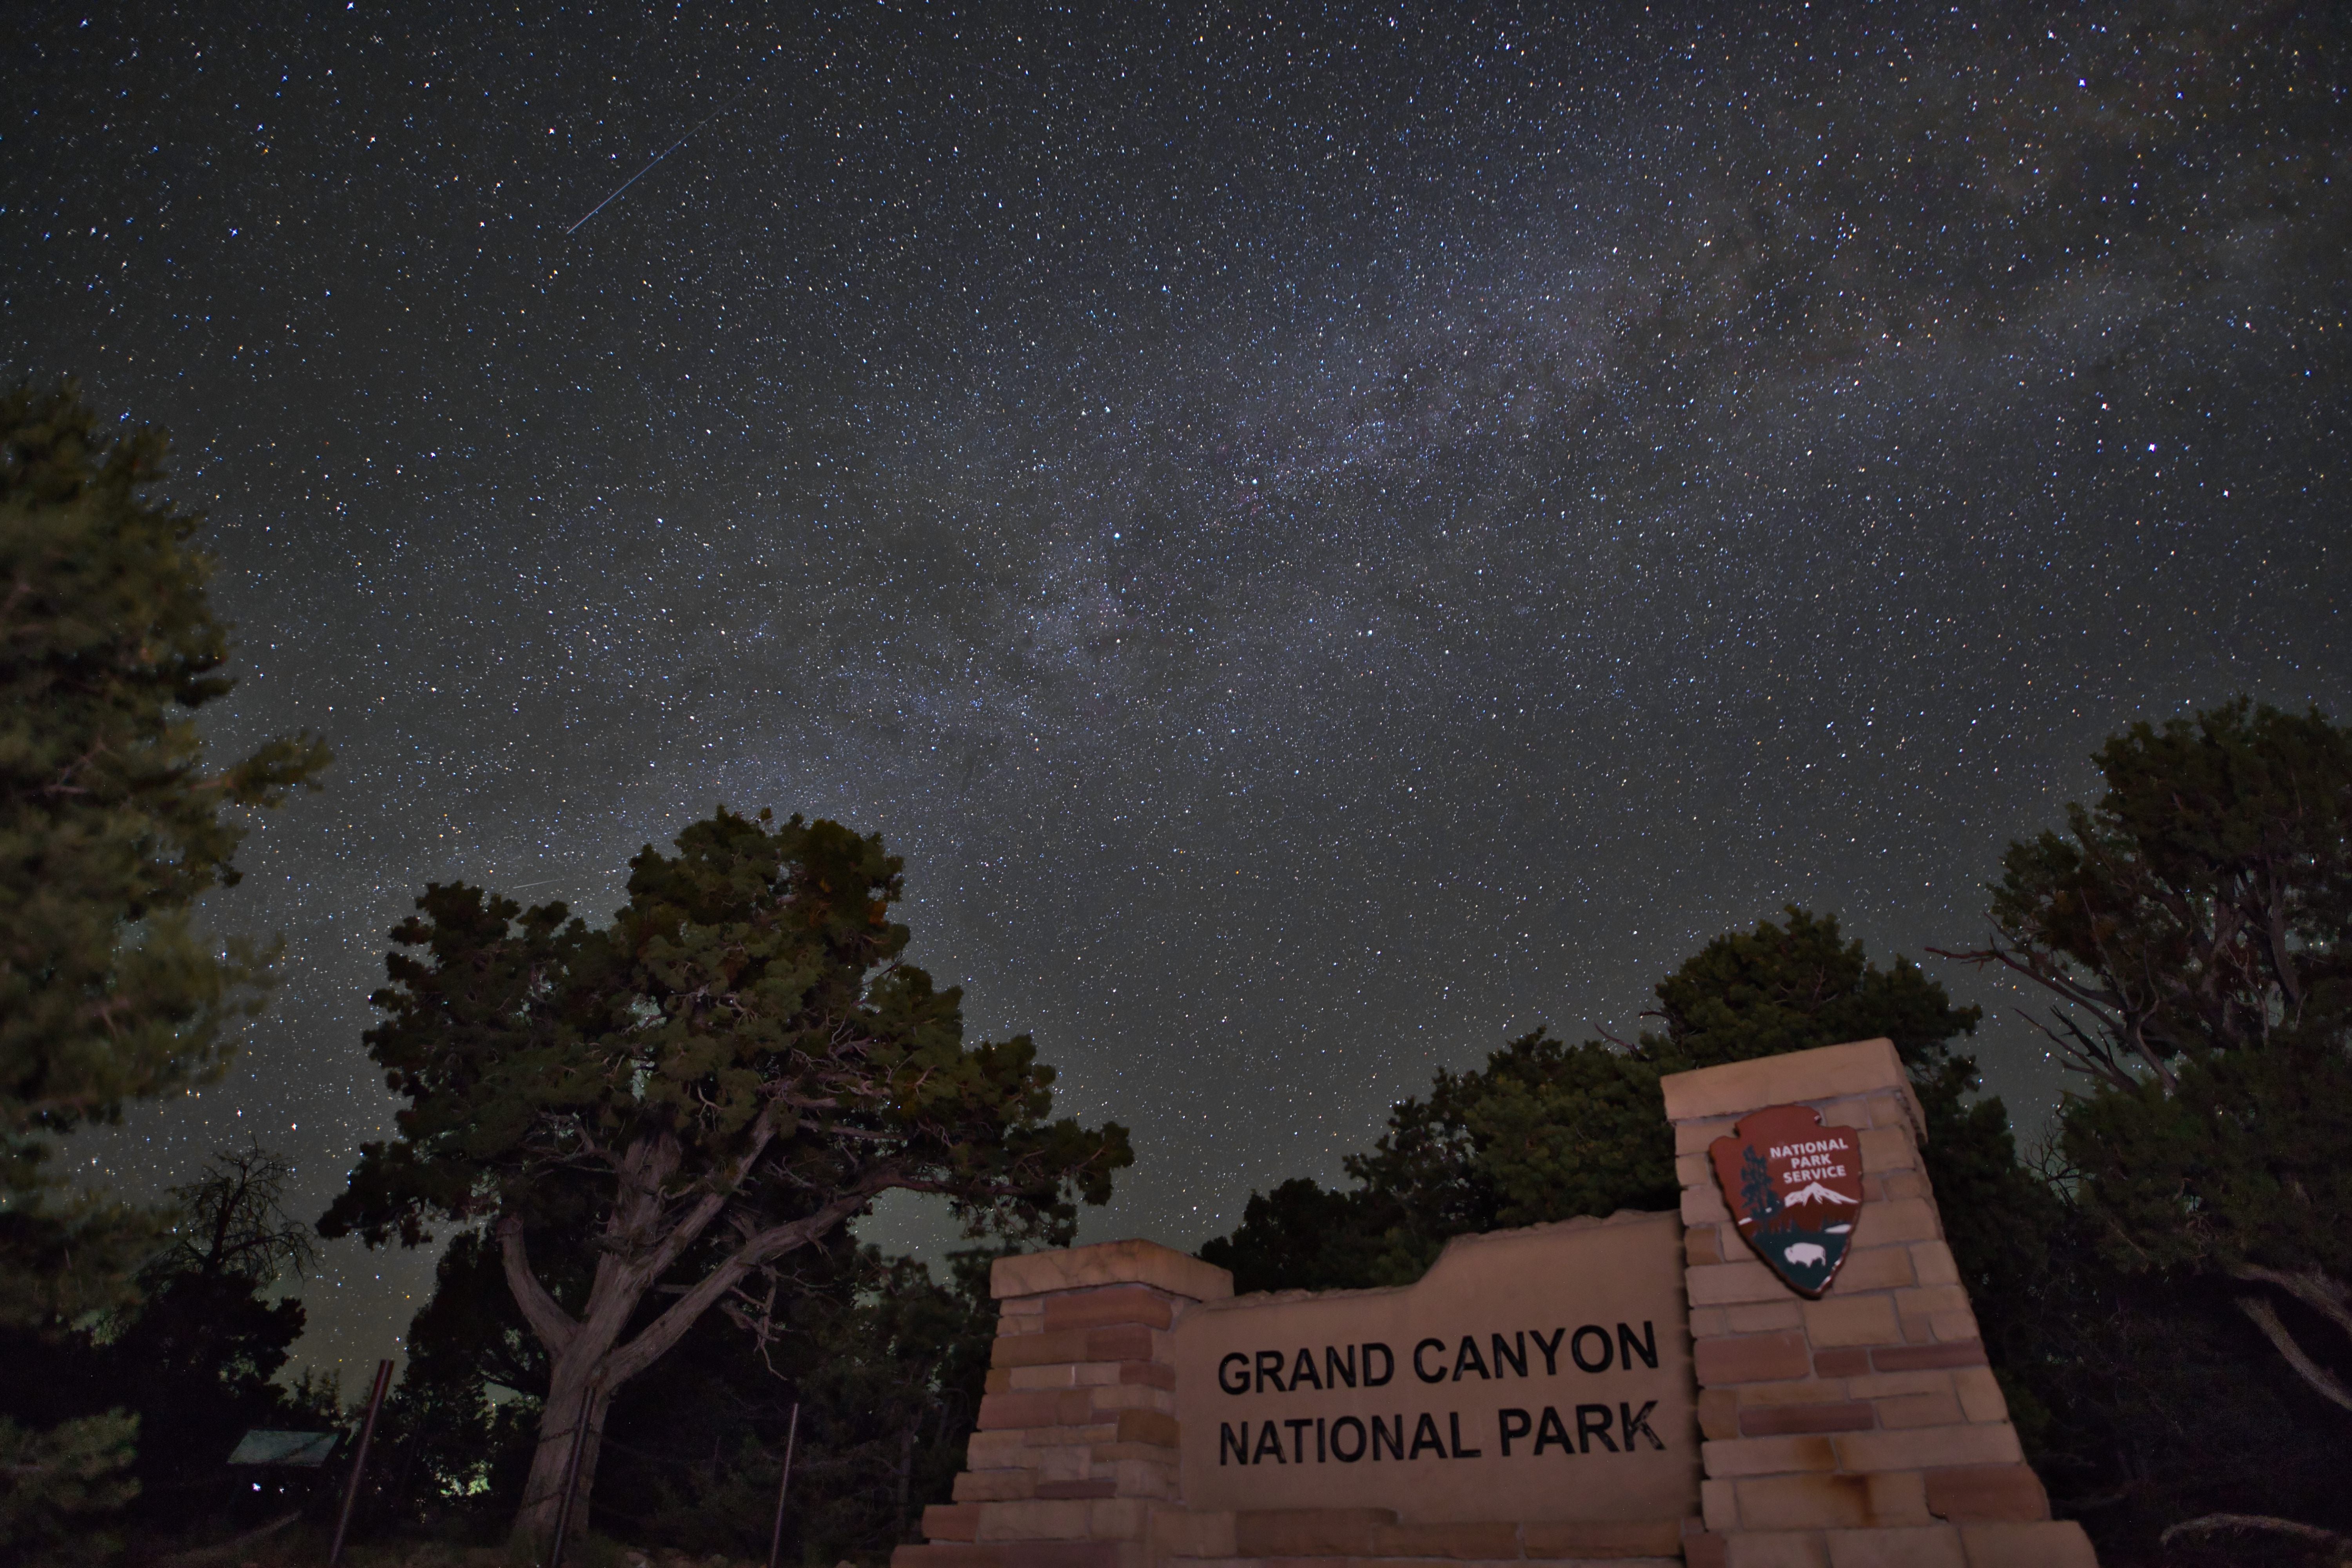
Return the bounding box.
[0,381,328,1547]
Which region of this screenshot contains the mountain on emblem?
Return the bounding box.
[1708,1103,1868,1298]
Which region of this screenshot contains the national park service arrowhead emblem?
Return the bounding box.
[1710,1104,1865,1298]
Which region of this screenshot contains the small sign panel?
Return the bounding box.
[1709,1104,1865,1297]
[227,1429,339,1468]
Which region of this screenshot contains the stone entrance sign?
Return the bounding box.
[1174,1210,1695,1523]
[901,1039,2099,1568]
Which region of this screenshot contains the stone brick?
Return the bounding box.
[1842,1370,1955,1402]
[1693,1260,1804,1305]
[1956,1521,2098,1568]
[979,1390,1094,1430]
[965,1430,1031,1469]
[1084,1324,1161,1363]
[1700,1388,1742,1441]
[1085,1499,1153,1539]
[1685,1527,1731,1568]
[1011,1365,1079,1390]
[1735,1379,1853,1410]
[1114,1408,1179,1447]
[978,1499,1096,1541]
[987,1368,1013,1394]
[1121,1361,1178,1390]
[1724,1300,1807,1334]
[1034,1479,1117,1500]
[1703,1435,1838,1479]
[1088,1441,1175,1463]
[1823,1524,1965,1568]
[1926,1310,1981,1343]
[1370,1520,1524,1559]
[1802,1295,1901,1349]
[1660,1038,1909,1123]
[1854,1128,1918,1173]
[1870,1340,1985,1373]
[1150,1507,1235,1559]
[1042,1284,1178,1332]
[1924,1465,2050,1523]
[1832,1247,1916,1292]
[1684,1183,1735,1226]
[1734,1473,1872,1530]
[1688,1225,1728,1266]
[999,1544,1131,1568]
[1811,1348,1870,1378]
[1721,1530,1831,1568]
[925,1503,986,1541]
[1876,1170,1931,1201]
[1860,1093,1924,1135]
[954,1470,1037,1503]
[1679,1151,1716,1187]
[995,1330,1097,1370]
[1677,1116,1742,1156]
[1522,1518,1685,1557]
[1702,1477,1740,1532]
[1850,1200,1939,1248]
[1696,1332,1811,1385]
[1739,1402,1877,1437]
[1875,1390,1965,1430]
[1951,1368,2009,1425]
[1084,1382,1176,1414]
[1103,1459,1179,1498]
[1892,1285,1971,1322]
[1691,1307,1732,1339]
[895,1545,1006,1568]
[1862,1471,1930,1527]
[992,1240,1232,1303]
[1232,1508,1396,1556]
[1833,1423,2023,1474]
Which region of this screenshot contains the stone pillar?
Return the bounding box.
[1661,1038,2095,1568]
[897,1239,1234,1568]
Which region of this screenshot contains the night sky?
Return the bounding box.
[9,2,2345,1384]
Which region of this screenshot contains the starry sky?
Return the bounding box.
[8,1,2346,1382]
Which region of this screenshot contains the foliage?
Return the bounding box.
[0,1143,330,1564]
[1955,701,2352,1423]
[1970,699,2352,1091]
[0,381,327,1550]
[319,806,1131,1548]
[1205,908,1995,1292]
[365,1228,1006,1565]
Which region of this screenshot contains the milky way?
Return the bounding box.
[7,0,2345,1379]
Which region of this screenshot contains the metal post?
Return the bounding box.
[327,1358,395,1567]
[546,1376,601,1568]
[765,1402,801,1568]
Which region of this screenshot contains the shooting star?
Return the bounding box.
[564,68,771,238]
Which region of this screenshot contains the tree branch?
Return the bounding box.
[602,1181,883,1387]
[2159,1513,2345,1550]
[2235,1294,2352,1414]
[2232,1264,2352,1342]
[498,1215,581,1355]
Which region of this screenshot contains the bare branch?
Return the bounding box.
[2159,1513,2345,1550]
[2234,1294,2352,1414]
[2232,1264,2352,1342]
[498,1215,581,1355]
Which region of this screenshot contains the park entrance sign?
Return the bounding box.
[900,1040,2099,1568]
[1177,1211,1693,1521]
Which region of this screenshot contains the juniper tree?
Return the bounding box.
[320,807,1131,1550]
[1951,699,2352,1418]
[0,381,327,1543]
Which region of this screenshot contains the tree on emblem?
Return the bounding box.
[1739,1145,1784,1233]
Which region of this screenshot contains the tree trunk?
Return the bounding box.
[512,1339,617,1552]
